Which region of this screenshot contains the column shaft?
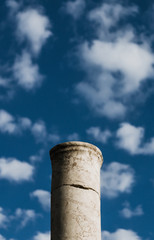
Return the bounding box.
[50,141,103,240]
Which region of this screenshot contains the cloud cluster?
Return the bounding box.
[30,189,50,211]
[0,109,60,144]
[0,206,37,231]
[120,202,143,218]
[76,2,154,119]
[0,109,61,164]
[101,162,135,198]
[102,228,141,240]
[116,123,154,155]
[0,1,52,99]
[0,157,34,182]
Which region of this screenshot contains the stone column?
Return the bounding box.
[50,141,103,240]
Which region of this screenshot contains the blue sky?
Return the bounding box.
[0,0,154,239]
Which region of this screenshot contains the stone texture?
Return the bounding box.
[50,141,103,240]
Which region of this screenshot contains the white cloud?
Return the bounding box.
[0,234,6,240]
[33,232,50,240]
[0,208,8,228]
[16,8,51,55]
[15,208,36,228]
[0,158,34,182]
[102,228,141,240]
[120,202,143,218]
[87,126,111,143]
[77,38,154,119]
[64,0,85,19]
[76,3,154,119]
[13,51,43,90]
[0,110,17,134]
[116,122,154,155]
[101,162,135,198]
[81,40,154,94]
[30,190,50,211]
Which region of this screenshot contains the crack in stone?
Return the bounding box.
[52,184,99,196]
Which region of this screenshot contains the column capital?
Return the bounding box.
[50,141,103,167]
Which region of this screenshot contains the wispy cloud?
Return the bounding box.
[63,0,85,20]
[120,202,143,219]
[0,208,8,228]
[101,162,135,198]
[116,123,154,155]
[31,121,47,143]
[87,126,111,143]
[14,208,37,228]
[0,158,34,182]
[31,120,60,145]
[0,78,14,101]
[76,2,154,119]
[33,231,50,240]
[6,0,20,14]
[29,149,45,163]
[67,132,80,141]
[88,3,138,33]
[102,228,141,240]
[30,190,50,211]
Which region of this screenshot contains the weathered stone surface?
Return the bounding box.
[50,141,103,240]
